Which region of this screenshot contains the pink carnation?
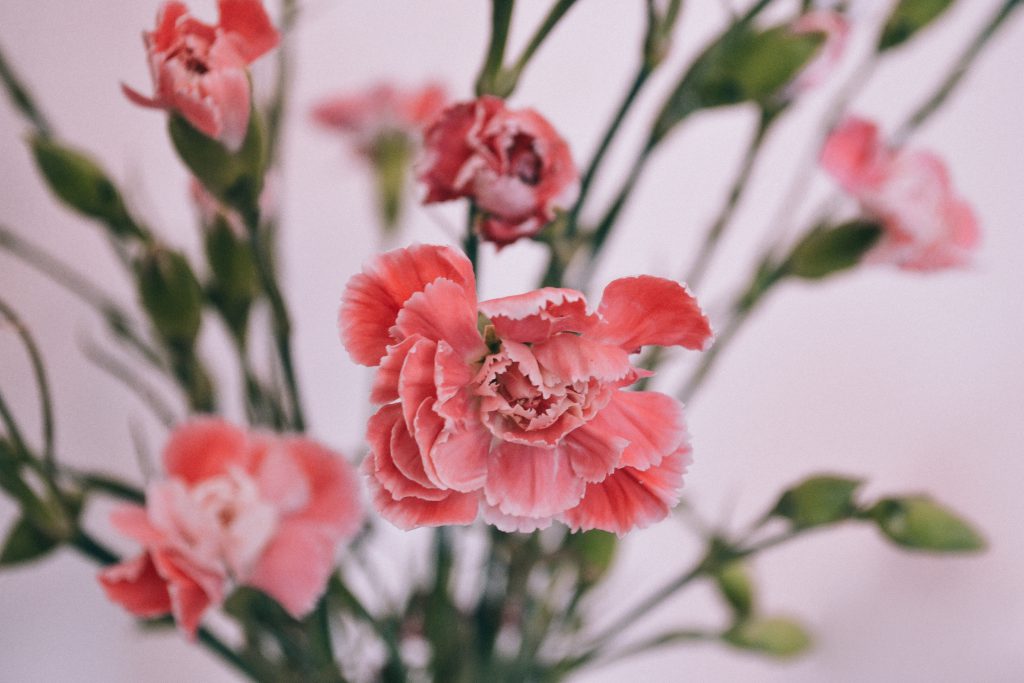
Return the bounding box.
[123,0,280,151]
[312,82,448,155]
[340,244,712,535]
[99,419,362,637]
[821,116,980,271]
[418,97,579,248]
[789,10,850,93]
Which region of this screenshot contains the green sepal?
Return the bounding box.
[204,217,259,342]
[879,0,956,51]
[784,220,883,280]
[724,616,812,658]
[773,475,863,529]
[30,135,143,240]
[169,110,266,224]
[868,496,986,553]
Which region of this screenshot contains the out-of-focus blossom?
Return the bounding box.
[99,419,362,637]
[123,0,280,151]
[821,116,980,270]
[340,244,711,535]
[311,83,447,156]
[418,97,579,248]
[788,10,851,94]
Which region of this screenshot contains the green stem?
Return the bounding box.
[893,0,1023,144]
[79,337,179,429]
[567,64,653,240]
[684,109,775,291]
[244,212,306,432]
[264,0,300,166]
[678,305,751,403]
[0,297,55,475]
[0,42,53,137]
[464,205,480,274]
[506,0,580,82]
[476,0,516,96]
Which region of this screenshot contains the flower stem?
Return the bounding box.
[0,41,53,137]
[507,0,580,84]
[684,108,775,291]
[893,0,1023,144]
[476,0,516,96]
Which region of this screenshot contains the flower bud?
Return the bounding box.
[869,496,986,553]
[135,246,203,349]
[30,136,143,240]
[724,616,812,658]
[772,474,863,529]
[784,220,883,280]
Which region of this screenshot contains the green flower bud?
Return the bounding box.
[773,475,863,529]
[869,496,986,553]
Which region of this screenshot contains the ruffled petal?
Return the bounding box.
[109,505,164,546]
[561,423,627,483]
[367,405,444,498]
[218,0,280,63]
[587,391,688,470]
[246,520,336,618]
[481,503,554,533]
[484,442,585,518]
[364,458,479,529]
[395,278,484,361]
[562,448,690,536]
[428,423,492,492]
[592,276,712,353]
[280,437,363,540]
[162,418,249,484]
[99,552,172,619]
[340,244,475,366]
[479,288,594,343]
[530,334,634,384]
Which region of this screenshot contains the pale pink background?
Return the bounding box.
[1,1,1022,681]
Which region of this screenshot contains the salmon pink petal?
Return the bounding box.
[589,391,688,470]
[99,552,172,619]
[283,438,363,540]
[151,548,222,638]
[561,425,627,483]
[365,461,479,529]
[397,337,439,433]
[484,442,585,518]
[593,276,712,353]
[434,340,475,420]
[151,2,192,51]
[372,405,445,497]
[340,244,475,366]
[370,336,420,404]
[531,334,634,384]
[820,116,890,193]
[395,279,484,361]
[428,424,492,492]
[163,418,249,483]
[109,505,164,546]
[481,504,554,533]
[253,441,311,513]
[218,0,280,63]
[121,83,163,108]
[199,44,252,151]
[246,520,336,618]
[412,400,446,483]
[562,448,690,536]
[479,288,594,343]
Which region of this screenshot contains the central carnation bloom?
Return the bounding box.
[341,245,712,535]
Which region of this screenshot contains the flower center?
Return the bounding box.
[508,134,541,186]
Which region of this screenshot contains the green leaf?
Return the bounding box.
[715,560,755,618]
[136,246,204,348]
[773,475,863,529]
[785,220,883,280]
[169,111,266,222]
[0,517,58,566]
[869,496,986,553]
[30,136,142,239]
[725,616,812,658]
[879,0,956,51]
[651,24,823,145]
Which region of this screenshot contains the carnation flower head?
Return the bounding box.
[821,116,980,271]
[340,244,712,535]
[123,0,280,151]
[99,419,363,637]
[418,97,579,248]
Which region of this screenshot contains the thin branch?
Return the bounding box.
[79,336,180,429]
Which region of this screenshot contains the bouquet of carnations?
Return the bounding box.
[2,0,1016,680]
